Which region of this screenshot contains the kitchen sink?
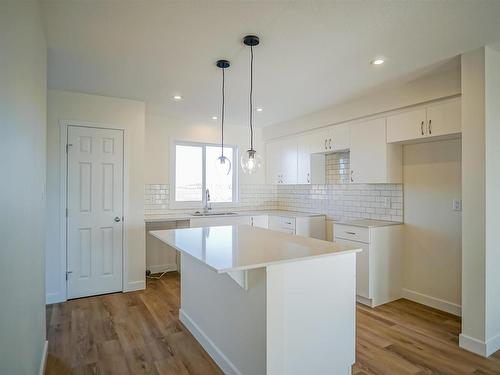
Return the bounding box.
[191,211,238,217]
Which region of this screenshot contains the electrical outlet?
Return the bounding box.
[453,199,462,211]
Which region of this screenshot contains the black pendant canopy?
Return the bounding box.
[216,59,230,69]
[243,35,260,47]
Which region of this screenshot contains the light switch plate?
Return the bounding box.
[453,199,462,211]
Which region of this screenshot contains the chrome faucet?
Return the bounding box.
[203,189,211,213]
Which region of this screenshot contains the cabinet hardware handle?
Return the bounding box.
[329,138,332,149]
[325,139,328,150]
[346,231,356,235]
[285,221,292,225]
[428,119,432,135]
[421,121,424,135]
[350,170,354,182]
[307,172,310,183]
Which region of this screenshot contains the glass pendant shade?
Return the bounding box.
[215,155,232,176]
[240,149,262,175]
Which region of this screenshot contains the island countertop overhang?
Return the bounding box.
[149,225,361,274]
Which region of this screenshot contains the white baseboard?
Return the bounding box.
[179,309,242,375]
[460,331,500,357]
[460,334,486,356]
[39,340,48,375]
[486,332,500,357]
[125,280,146,292]
[402,288,461,316]
[46,292,65,305]
[147,263,177,274]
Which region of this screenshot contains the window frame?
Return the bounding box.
[170,139,239,209]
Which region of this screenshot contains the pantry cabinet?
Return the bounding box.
[386,97,461,143]
[350,118,402,184]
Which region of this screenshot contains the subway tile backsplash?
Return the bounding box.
[144,184,279,216]
[146,153,403,222]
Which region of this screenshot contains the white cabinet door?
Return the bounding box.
[281,138,298,184]
[328,124,350,151]
[335,238,370,299]
[250,215,268,228]
[426,98,461,137]
[386,108,426,143]
[350,118,401,184]
[308,128,330,153]
[266,141,282,184]
[297,140,311,184]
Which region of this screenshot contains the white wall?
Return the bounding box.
[46,90,146,303]
[402,139,462,315]
[0,1,48,374]
[460,46,500,357]
[484,46,500,352]
[263,65,461,140]
[145,113,266,186]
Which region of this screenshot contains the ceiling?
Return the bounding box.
[42,0,500,127]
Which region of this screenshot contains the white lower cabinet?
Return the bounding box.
[189,214,325,239]
[334,223,403,307]
[269,215,326,239]
[190,215,251,228]
[250,215,268,228]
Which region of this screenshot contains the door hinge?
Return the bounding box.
[66,143,73,153]
[65,271,72,281]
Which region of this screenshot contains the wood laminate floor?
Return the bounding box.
[46,272,500,375]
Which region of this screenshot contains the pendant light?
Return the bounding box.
[240,35,262,175]
[215,59,231,175]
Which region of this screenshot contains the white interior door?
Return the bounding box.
[67,125,124,299]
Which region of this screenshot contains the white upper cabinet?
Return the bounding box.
[350,118,402,184]
[426,98,461,138]
[328,124,350,151]
[387,97,461,143]
[308,124,350,153]
[266,138,297,185]
[297,140,311,184]
[266,141,282,184]
[308,128,330,154]
[281,138,298,184]
[267,135,325,185]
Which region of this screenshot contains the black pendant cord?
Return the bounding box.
[221,67,225,157]
[249,45,254,151]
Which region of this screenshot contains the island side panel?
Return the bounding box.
[266,253,357,375]
[180,254,267,375]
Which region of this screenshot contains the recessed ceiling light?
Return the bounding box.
[173,95,182,100]
[212,116,218,120]
[256,108,263,112]
[370,58,385,65]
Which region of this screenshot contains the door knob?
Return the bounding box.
[114,216,121,222]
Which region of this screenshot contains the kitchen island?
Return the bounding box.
[150,225,361,375]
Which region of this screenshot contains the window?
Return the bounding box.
[172,141,238,207]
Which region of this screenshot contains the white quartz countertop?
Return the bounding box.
[145,210,324,223]
[150,225,361,273]
[335,219,403,228]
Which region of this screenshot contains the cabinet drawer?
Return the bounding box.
[280,216,296,229]
[334,224,369,243]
